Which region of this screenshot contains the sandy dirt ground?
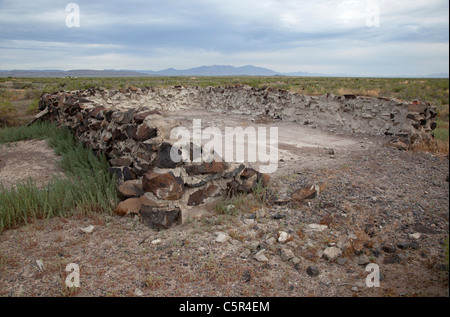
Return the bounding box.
[0,111,448,297]
[0,139,64,189]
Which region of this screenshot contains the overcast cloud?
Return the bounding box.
[0,0,448,76]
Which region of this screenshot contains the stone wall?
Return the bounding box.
[86,85,437,138]
[37,89,270,229]
[37,85,437,229]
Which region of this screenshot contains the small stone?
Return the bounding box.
[240,248,251,258]
[243,219,255,226]
[118,180,144,198]
[272,213,286,219]
[306,265,320,277]
[280,248,295,261]
[291,257,301,265]
[215,233,230,243]
[414,224,436,234]
[382,242,396,253]
[80,225,94,233]
[187,185,219,206]
[323,247,342,261]
[254,249,268,262]
[151,239,162,245]
[266,237,277,245]
[308,224,328,232]
[278,231,291,244]
[242,270,252,282]
[142,172,184,200]
[351,287,359,292]
[114,197,142,216]
[409,233,421,240]
[291,184,319,202]
[358,254,371,265]
[134,288,144,297]
[397,242,410,249]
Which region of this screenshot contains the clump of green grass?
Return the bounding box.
[0,99,17,126]
[0,122,119,232]
[26,99,40,115]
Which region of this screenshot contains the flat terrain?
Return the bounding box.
[0,110,448,297]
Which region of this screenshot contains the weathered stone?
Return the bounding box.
[152,142,181,169]
[187,185,219,206]
[110,157,132,167]
[135,124,157,142]
[414,224,436,234]
[397,242,410,249]
[215,232,230,243]
[238,179,257,194]
[240,248,252,258]
[308,223,328,232]
[115,197,142,216]
[323,247,342,261]
[122,166,133,181]
[112,109,135,124]
[280,248,295,261]
[409,232,421,240]
[254,249,268,262]
[222,164,245,179]
[291,184,318,202]
[118,179,144,198]
[139,205,181,230]
[240,167,257,179]
[134,110,162,124]
[408,103,428,113]
[140,193,167,207]
[111,128,127,142]
[256,172,271,187]
[306,265,320,277]
[278,231,292,244]
[108,167,123,180]
[382,242,397,254]
[185,160,227,175]
[142,172,184,200]
[226,180,239,197]
[89,106,106,118]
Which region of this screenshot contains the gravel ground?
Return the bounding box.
[0,127,448,297]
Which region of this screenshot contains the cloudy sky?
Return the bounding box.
[0,0,448,76]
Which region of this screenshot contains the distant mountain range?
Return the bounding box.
[0,65,448,78]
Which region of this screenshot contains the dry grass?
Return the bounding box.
[411,138,449,156]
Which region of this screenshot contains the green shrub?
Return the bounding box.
[0,99,17,126]
[0,122,120,232]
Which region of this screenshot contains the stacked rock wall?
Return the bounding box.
[37,86,437,229]
[37,90,269,229]
[86,85,437,138]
